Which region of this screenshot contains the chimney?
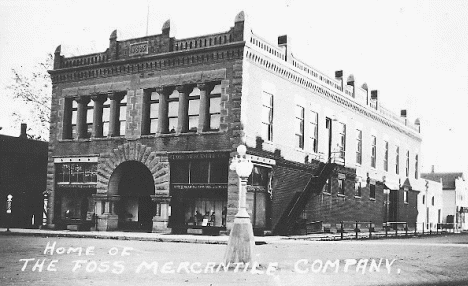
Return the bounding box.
[431,165,435,173]
[19,123,27,138]
[400,110,407,125]
[278,35,292,63]
[414,118,421,133]
[361,83,369,104]
[335,70,344,91]
[370,90,379,110]
[346,74,355,98]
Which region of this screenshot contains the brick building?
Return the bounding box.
[0,124,48,228]
[46,11,424,234]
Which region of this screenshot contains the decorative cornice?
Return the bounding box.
[245,48,421,141]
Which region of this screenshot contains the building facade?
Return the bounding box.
[46,12,424,234]
[416,179,443,231]
[0,124,48,228]
[421,170,468,230]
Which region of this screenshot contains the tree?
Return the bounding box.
[7,54,52,141]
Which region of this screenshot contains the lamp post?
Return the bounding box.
[383,188,390,235]
[224,145,255,265]
[6,194,13,232]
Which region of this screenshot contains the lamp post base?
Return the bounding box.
[224,216,255,265]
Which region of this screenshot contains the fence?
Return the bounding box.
[300,220,461,240]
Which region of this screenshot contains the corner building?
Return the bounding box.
[47,12,424,234]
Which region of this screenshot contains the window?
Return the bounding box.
[86,100,93,138]
[168,90,179,133]
[395,146,400,175]
[404,189,409,204]
[356,129,362,164]
[323,178,331,194]
[337,123,346,161]
[355,181,362,197]
[310,111,318,153]
[405,150,410,177]
[56,163,97,184]
[248,166,270,186]
[383,141,389,172]
[338,178,345,195]
[371,135,376,168]
[432,196,434,206]
[118,96,127,136]
[188,88,200,132]
[102,98,110,137]
[149,91,159,134]
[295,105,304,149]
[415,154,419,179]
[209,85,221,130]
[171,160,229,184]
[370,184,376,199]
[71,100,77,138]
[422,195,425,204]
[261,92,273,141]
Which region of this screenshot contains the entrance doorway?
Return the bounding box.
[108,161,155,232]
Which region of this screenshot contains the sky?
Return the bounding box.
[0,0,467,173]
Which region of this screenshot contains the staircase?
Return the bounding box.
[273,162,336,235]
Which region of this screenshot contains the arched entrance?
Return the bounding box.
[108,161,155,232]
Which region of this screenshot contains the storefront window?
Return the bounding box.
[56,163,97,184]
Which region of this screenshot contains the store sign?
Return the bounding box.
[168,152,229,161]
[57,184,96,189]
[172,184,227,190]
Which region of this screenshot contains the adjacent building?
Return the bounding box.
[421,169,468,230]
[0,124,48,228]
[46,11,424,234]
[417,178,443,231]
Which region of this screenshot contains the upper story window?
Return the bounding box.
[261,91,274,142]
[404,188,409,204]
[356,129,362,165]
[71,100,78,138]
[406,150,410,177]
[149,91,159,134]
[432,196,435,206]
[337,122,346,161]
[102,98,110,137]
[168,90,179,133]
[118,96,127,136]
[383,141,389,172]
[86,100,93,138]
[395,146,400,175]
[415,154,419,179]
[188,88,200,132]
[310,110,318,153]
[422,195,425,204]
[209,85,222,131]
[295,105,304,149]
[371,135,377,168]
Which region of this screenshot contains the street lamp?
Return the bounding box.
[383,188,390,234]
[6,194,13,232]
[224,145,255,265]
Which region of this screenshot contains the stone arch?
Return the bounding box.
[97,142,169,195]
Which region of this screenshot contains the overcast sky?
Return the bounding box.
[1,0,467,173]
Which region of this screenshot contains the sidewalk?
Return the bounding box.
[0,227,459,244]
